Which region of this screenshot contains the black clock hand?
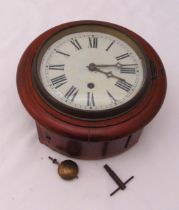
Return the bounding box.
[94,62,138,69]
[87,63,126,82]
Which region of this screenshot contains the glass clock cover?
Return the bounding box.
[34,24,149,119]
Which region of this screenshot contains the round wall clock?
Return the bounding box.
[17,20,167,159]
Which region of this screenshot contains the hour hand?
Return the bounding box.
[87,63,126,82]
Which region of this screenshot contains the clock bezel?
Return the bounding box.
[32,24,151,120]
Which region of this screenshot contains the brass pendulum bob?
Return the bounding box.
[48,156,79,180]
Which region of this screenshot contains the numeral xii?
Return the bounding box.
[89,36,98,48]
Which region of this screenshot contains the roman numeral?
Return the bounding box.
[115,80,132,92]
[87,92,95,107]
[70,39,82,50]
[116,53,129,60]
[49,65,65,70]
[89,36,98,48]
[51,74,67,88]
[120,67,136,74]
[55,50,70,57]
[106,90,118,104]
[106,41,115,51]
[64,86,79,102]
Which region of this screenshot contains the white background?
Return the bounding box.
[0,0,179,210]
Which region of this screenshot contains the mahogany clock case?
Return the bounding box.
[16,20,167,159]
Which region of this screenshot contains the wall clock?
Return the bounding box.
[17,20,167,159]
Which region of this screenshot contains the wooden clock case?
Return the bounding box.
[16,20,167,159]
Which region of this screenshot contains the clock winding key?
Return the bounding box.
[104,164,134,196]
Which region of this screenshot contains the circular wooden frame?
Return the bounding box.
[17,20,167,159]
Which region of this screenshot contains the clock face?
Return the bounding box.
[34,24,149,119]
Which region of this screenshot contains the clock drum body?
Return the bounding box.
[17,20,167,159]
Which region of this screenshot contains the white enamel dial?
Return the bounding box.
[39,32,145,111]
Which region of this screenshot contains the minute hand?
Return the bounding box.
[95,63,138,68]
